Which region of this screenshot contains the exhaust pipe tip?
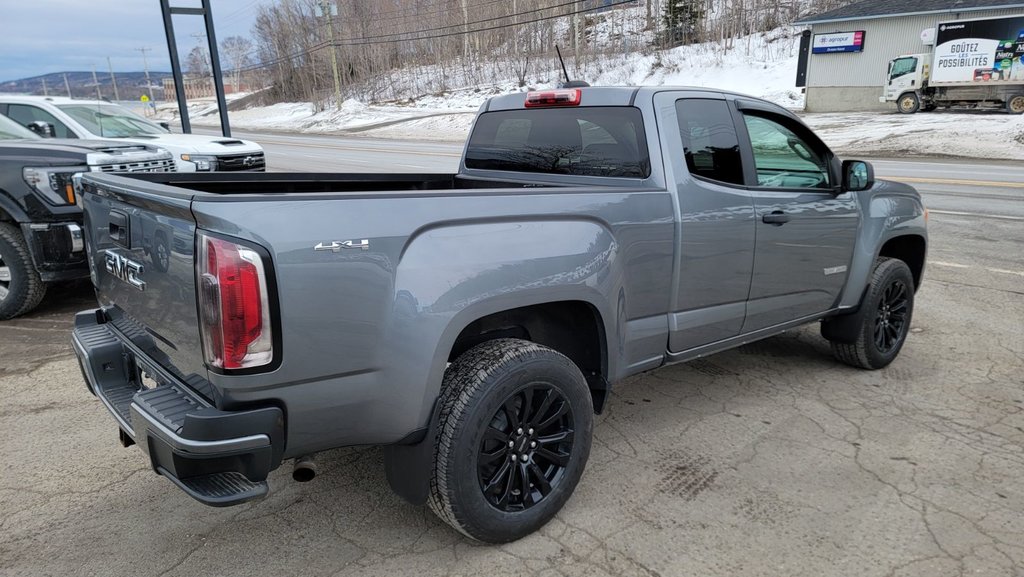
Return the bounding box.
[292,455,317,483]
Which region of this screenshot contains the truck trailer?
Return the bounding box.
[881,14,1024,113]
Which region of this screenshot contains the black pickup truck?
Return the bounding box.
[0,114,174,318]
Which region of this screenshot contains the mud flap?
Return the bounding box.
[383,399,441,506]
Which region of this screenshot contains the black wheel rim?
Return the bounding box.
[477,383,574,512]
[874,279,909,353]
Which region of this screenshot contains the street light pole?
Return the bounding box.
[318,0,343,110]
[136,47,154,102]
[107,57,120,101]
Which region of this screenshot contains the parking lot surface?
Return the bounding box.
[1,152,1022,577]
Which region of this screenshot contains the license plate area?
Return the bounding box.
[133,354,168,391]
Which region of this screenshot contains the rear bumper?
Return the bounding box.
[72,309,284,506]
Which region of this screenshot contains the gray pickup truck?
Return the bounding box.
[72,87,927,543]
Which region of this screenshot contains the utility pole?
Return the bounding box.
[63,73,72,97]
[41,77,49,96]
[136,47,154,102]
[317,0,343,110]
[107,57,120,101]
[91,66,102,99]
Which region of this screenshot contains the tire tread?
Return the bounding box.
[0,222,47,320]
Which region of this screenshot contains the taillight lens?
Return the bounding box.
[524,89,582,107]
[198,232,273,370]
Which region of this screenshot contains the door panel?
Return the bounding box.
[738,110,858,331]
[655,93,756,353]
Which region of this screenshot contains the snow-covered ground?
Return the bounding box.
[175,20,1024,160]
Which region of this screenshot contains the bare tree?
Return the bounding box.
[186,46,210,78]
[221,36,254,92]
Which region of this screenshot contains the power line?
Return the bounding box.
[232,0,637,74]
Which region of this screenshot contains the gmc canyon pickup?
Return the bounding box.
[72,87,927,543]
[0,113,174,319]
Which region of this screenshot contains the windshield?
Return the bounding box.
[57,104,168,138]
[889,57,918,80]
[0,114,41,140]
[465,106,651,178]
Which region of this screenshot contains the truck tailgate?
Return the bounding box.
[80,174,210,398]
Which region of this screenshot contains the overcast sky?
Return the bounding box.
[0,0,275,82]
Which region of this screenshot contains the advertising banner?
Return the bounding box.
[812,31,865,54]
[933,16,1024,84]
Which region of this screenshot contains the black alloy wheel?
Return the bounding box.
[874,278,909,354]
[477,384,574,512]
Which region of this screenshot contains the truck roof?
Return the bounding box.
[483,85,800,121]
[0,95,95,105]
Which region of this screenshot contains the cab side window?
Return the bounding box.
[742,114,830,189]
[6,104,76,138]
[889,57,918,80]
[675,99,744,186]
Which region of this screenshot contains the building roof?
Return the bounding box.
[795,0,1024,24]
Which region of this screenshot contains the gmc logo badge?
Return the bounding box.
[104,250,146,291]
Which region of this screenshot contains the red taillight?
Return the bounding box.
[198,232,273,370]
[524,89,582,108]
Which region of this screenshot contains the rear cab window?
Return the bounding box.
[465,107,651,178]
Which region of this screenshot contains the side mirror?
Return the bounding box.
[158,121,171,131]
[27,121,55,137]
[842,160,875,192]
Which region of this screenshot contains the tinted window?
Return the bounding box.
[675,99,744,185]
[465,107,650,178]
[743,114,830,189]
[6,104,76,138]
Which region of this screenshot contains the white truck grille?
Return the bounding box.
[91,158,176,173]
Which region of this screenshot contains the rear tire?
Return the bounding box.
[1007,94,1024,114]
[828,258,915,370]
[0,222,47,320]
[428,338,593,543]
[897,93,920,114]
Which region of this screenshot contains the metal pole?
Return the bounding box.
[136,47,154,102]
[201,0,231,137]
[107,57,120,101]
[320,0,343,109]
[91,67,101,99]
[63,73,72,97]
[160,0,191,133]
[42,77,48,96]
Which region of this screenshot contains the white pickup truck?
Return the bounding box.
[0,96,266,171]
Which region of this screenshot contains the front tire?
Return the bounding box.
[828,258,915,370]
[0,222,47,320]
[897,93,920,114]
[428,338,593,543]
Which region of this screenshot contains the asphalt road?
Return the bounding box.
[1,134,1022,577]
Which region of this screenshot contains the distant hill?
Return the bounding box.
[0,71,173,101]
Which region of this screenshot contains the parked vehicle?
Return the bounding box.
[72,86,927,543]
[0,96,266,171]
[0,114,174,319]
[882,14,1024,113]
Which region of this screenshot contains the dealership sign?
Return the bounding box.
[812,31,865,53]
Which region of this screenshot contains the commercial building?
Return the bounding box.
[795,0,1024,111]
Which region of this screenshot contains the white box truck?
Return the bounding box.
[881,14,1024,114]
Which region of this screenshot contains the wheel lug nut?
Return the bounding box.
[511,454,518,461]
[516,428,523,435]
[530,441,537,448]
[508,440,515,448]
[528,428,534,435]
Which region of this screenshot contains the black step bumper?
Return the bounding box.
[71,309,284,506]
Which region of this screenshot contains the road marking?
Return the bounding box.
[886,176,1024,189]
[927,209,1024,221]
[929,261,1024,277]
[988,268,1024,277]
[930,261,970,268]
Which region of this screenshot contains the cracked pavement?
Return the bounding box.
[1,213,1022,577]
